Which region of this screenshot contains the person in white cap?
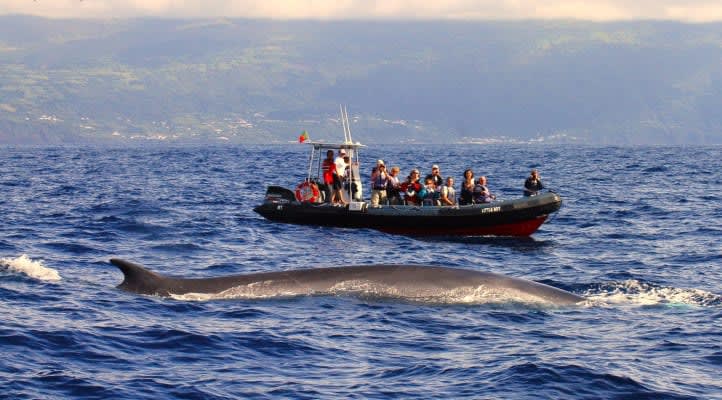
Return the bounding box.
[369,159,389,207]
[332,149,348,205]
[425,164,443,188]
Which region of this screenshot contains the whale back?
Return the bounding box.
[109,259,584,305]
[110,259,584,305]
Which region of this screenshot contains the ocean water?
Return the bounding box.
[0,144,720,399]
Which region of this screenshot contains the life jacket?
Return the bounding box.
[401,181,422,205]
[372,172,389,190]
[473,184,493,203]
[322,159,335,184]
[441,185,455,203]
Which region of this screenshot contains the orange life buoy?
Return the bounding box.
[295,181,321,203]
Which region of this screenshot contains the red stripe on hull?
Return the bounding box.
[376,216,548,237]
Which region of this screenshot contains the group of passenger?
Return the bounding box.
[456,169,495,206]
[320,148,544,207]
[369,162,544,207]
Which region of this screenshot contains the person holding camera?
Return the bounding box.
[422,177,439,206]
[523,169,543,197]
[370,160,390,207]
[425,164,443,188]
[399,169,423,205]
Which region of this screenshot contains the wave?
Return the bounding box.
[583,279,721,307]
[0,254,61,282]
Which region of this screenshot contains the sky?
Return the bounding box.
[1,0,722,22]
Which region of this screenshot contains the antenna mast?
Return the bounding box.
[340,104,352,143]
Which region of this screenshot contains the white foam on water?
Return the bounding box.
[170,280,310,301]
[584,279,721,307]
[169,281,565,306]
[170,292,217,301]
[0,254,61,282]
[326,280,519,304]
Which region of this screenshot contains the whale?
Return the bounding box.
[110,259,584,305]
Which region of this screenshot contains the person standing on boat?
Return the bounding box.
[370,160,390,207]
[523,169,544,197]
[425,165,443,188]
[473,176,496,203]
[342,152,358,200]
[387,166,402,205]
[321,150,335,203]
[440,177,457,206]
[332,149,348,205]
[459,169,475,205]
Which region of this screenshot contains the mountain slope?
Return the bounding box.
[1,17,721,144]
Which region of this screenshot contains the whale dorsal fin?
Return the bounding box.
[110,258,168,296]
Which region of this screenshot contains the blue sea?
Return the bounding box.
[1,144,720,399]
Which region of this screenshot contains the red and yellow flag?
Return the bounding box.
[298,130,309,143]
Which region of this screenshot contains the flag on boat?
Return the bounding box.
[298,130,309,143]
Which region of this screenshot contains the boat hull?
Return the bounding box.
[254,187,562,237]
[375,216,548,236]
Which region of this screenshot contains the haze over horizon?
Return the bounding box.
[2,0,722,22]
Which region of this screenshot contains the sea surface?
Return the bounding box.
[0,144,720,399]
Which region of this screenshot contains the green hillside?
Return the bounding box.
[1,16,721,144]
